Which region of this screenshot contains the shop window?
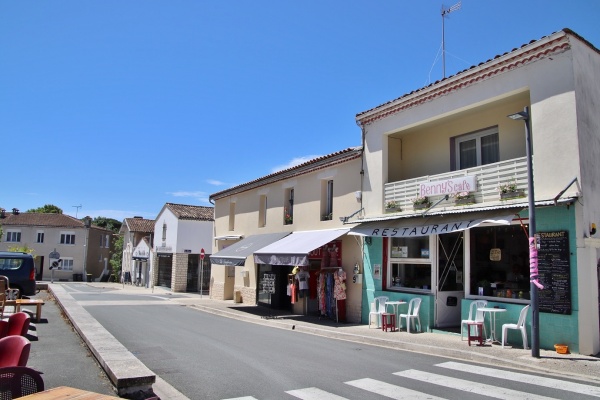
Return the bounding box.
[387,236,432,292]
[469,224,529,299]
[321,180,333,221]
[453,127,499,169]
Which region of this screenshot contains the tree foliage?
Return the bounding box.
[110,234,123,278]
[7,244,36,256]
[26,204,63,214]
[90,217,122,233]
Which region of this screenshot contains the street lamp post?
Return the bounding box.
[507,106,540,358]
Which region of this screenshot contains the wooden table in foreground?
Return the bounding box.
[18,385,121,399]
[4,299,45,322]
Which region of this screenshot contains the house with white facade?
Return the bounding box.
[120,216,155,285]
[209,147,365,323]
[0,209,113,282]
[152,203,213,293]
[349,29,600,354]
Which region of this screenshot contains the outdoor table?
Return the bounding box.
[15,299,45,322]
[479,307,506,343]
[18,385,121,399]
[385,300,406,329]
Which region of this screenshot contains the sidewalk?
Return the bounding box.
[81,282,600,383]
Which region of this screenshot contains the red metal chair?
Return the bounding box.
[0,366,44,398]
[0,336,31,367]
[4,312,30,338]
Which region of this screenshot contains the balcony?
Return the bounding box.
[384,157,528,214]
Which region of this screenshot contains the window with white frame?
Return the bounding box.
[60,232,76,245]
[455,127,499,169]
[104,235,109,248]
[387,236,433,292]
[6,231,21,242]
[36,231,44,243]
[61,259,74,271]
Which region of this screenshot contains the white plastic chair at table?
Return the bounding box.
[460,300,487,341]
[502,304,530,349]
[399,298,422,333]
[368,296,389,328]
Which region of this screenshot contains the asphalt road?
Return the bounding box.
[62,285,600,400]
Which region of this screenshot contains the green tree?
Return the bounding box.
[7,244,36,256]
[90,217,122,233]
[26,204,63,214]
[110,234,124,280]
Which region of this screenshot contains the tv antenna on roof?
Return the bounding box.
[441,1,461,79]
[73,204,82,218]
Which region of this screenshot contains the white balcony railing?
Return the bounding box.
[384,157,528,213]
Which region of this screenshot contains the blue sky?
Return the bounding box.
[1,1,599,221]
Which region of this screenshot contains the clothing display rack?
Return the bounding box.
[317,267,346,322]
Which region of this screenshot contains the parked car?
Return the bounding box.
[0,252,37,297]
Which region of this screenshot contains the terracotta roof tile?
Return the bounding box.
[165,204,214,221]
[209,146,362,200]
[1,213,85,228]
[124,217,156,233]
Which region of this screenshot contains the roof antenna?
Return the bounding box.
[73,204,82,218]
[441,1,461,79]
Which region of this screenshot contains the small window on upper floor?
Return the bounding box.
[258,195,268,227]
[320,180,333,221]
[36,231,44,243]
[284,188,294,225]
[60,233,76,245]
[6,231,21,242]
[229,202,236,231]
[105,235,110,248]
[454,127,499,169]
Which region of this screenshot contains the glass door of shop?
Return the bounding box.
[435,232,465,328]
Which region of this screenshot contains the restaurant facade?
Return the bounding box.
[349,29,600,355]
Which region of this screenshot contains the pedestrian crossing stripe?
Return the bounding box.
[286,387,348,400]
[436,362,600,397]
[345,378,446,400]
[394,369,556,400]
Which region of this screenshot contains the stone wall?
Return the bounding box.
[211,281,225,300]
[172,253,188,293]
[234,285,257,305]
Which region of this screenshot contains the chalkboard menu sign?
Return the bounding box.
[537,231,571,315]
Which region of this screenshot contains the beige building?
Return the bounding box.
[0,209,113,282]
[352,29,600,354]
[209,147,365,323]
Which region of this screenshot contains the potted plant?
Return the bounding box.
[453,191,475,205]
[385,200,401,212]
[284,208,293,224]
[412,196,431,210]
[321,212,332,221]
[497,179,525,200]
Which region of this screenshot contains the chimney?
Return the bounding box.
[0,208,5,218]
[12,208,19,215]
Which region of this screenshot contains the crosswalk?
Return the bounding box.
[223,361,600,400]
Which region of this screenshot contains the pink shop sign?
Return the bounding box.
[419,176,477,197]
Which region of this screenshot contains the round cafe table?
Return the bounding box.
[479,307,506,343]
[385,300,406,329]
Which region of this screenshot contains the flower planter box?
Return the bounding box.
[386,207,402,213]
[413,203,431,211]
[455,197,475,206]
[500,190,525,200]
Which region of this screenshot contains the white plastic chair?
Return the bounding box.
[502,305,530,349]
[399,298,422,333]
[368,296,388,328]
[460,300,487,341]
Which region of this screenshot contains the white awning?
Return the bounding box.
[253,228,350,266]
[210,232,290,266]
[349,209,522,238]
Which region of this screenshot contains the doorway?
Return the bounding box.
[435,232,465,328]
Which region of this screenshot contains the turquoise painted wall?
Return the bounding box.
[460,206,579,352]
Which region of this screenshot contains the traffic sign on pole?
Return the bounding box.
[200,248,205,260]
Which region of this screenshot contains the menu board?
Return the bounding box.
[537,231,571,315]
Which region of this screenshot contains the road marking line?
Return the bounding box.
[345,378,446,399]
[395,369,557,400]
[436,362,600,397]
[286,387,348,399]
